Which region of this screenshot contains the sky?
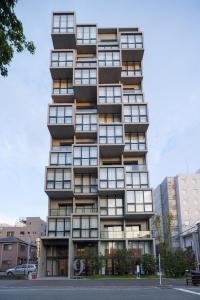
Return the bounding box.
[0,0,200,224]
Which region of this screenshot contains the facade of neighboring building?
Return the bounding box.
[38,11,154,278]
[0,237,36,271]
[153,173,200,251]
[0,217,46,245]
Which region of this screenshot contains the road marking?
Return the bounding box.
[175,288,200,296]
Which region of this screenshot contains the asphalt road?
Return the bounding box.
[0,286,200,300]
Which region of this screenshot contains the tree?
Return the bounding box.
[0,0,35,76]
[141,254,156,275]
[83,247,100,275]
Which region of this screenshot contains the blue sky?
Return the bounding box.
[0,0,200,224]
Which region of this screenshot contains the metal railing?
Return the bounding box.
[100,230,150,239]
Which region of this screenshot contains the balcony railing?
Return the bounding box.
[100,230,150,239]
[123,93,144,104]
[125,164,147,172]
[49,208,72,216]
[53,87,74,95]
[75,207,98,214]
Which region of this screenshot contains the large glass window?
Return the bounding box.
[99,86,122,103]
[126,171,148,189]
[123,88,143,103]
[121,62,142,77]
[50,147,72,166]
[74,146,98,166]
[72,216,98,238]
[98,51,120,66]
[51,52,73,67]
[99,125,123,144]
[127,190,152,213]
[124,105,147,123]
[74,69,96,84]
[46,169,71,189]
[100,196,123,216]
[77,26,96,44]
[120,34,143,49]
[125,133,146,151]
[49,106,73,124]
[53,80,73,95]
[74,174,97,193]
[76,114,97,131]
[128,241,152,256]
[48,218,70,237]
[53,14,74,33]
[100,241,124,256]
[99,167,124,189]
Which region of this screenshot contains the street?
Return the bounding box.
[0,279,200,300]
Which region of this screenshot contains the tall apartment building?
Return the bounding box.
[153,173,200,251]
[38,11,154,277]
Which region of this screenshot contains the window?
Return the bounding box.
[128,241,152,255]
[100,241,124,256]
[53,80,73,95]
[100,196,123,216]
[102,226,123,239]
[124,105,147,123]
[98,51,120,66]
[48,218,70,237]
[127,190,152,212]
[2,260,12,265]
[74,174,97,193]
[99,114,121,123]
[7,231,14,237]
[74,69,96,84]
[126,171,148,188]
[46,169,71,189]
[77,26,96,44]
[53,14,74,33]
[120,34,143,49]
[121,62,142,77]
[99,167,124,189]
[76,114,97,131]
[123,88,143,103]
[50,148,72,166]
[99,125,123,144]
[72,216,98,238]
[51,52,73,67]
[49,106,73,124]
[20,245,26,252]
[99,86,122,103]
[3,244,12,251]
[125,133,146,151]
[74,146,98,166]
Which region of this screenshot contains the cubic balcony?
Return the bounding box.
[45,167,73,199]
[99,166,125,195]
[98,50,121,83]
[74,68,97,101]
[100,230,151,239]
[97,84,122,113]
[75,110,97,139]
[125,189,154,218]
[123,104,149,133]
[99,124,124,157]
[52,80,74,103]
[74,174,98,198]
[120,33,144,61]
[50,146,72,167]
[121,64,143,85]
[76,25,97,54]
[123,89,144,104]
[51,12,76,49]
[124,133,147,157]
[47,105,74,139]
[125,167,149,189]
[73,145,98,173]
[50,51,74,80]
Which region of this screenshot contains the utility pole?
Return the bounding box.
[158,253,162,285]
[26,237,31,276]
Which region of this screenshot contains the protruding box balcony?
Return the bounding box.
[52,80,74,103]
[97,84,122,113]
[45,167,73,199]
[123,88,144,104]
[51,12,76,49]
[50,51,74,80]
[99,166,125,195]
[125,165,149,190]
[72,216,98,239]
[47,105,74,139]
[75,109,97,138]
[50,145,72,166]
[123,104,149,132]
[121,62,143,84]
[74,68,97,101]
[120,33,144,61]
[124,133,147,157]
[99,124,124,157]
[76,25,97,54]
[73,145,98,173]
[98,50,121,83]
[126,189,154,218]
[74,174,98,198]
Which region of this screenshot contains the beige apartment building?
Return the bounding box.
[38,11,155,277]
[0,217,46,245]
